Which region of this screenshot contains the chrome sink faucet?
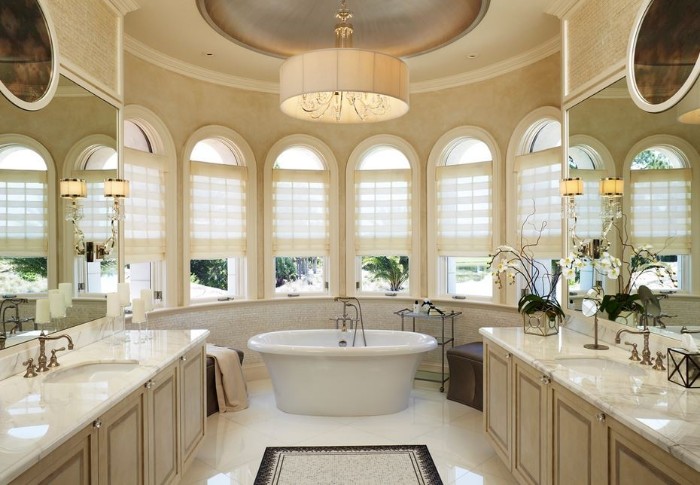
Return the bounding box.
[615,328,651,365]
[36,332,75,372]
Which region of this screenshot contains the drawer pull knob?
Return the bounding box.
[93,418,102,429]
[505,352,511,359]
[180,355,187,362]
[596,413,606,423]
[540,376,551,385]
[145,380,154,389]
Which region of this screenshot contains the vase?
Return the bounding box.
[522,311,560,336]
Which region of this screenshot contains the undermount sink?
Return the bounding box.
[42,361,141,384]
[555,357,647,377]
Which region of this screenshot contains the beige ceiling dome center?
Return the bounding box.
[197,0,489,59]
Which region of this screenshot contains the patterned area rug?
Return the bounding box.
[254,445,443,485]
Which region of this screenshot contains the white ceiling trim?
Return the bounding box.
[544,0,581,19]
[124,35,279,93]
[411,36,561,93]
[125,34,560,95]
[108,0,141,16]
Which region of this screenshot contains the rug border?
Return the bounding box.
[254,444,443,485]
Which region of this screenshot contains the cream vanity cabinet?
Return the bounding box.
[483,337,700,485]
[10,343,206,485]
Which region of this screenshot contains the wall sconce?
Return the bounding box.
[84,178,129,262]
[60,178,87,254]
[560,177,584,219]
[599,177,623,239]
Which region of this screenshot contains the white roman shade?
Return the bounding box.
[436,161,492,255]
[190,161,247,258]
[355,168,411,254]
[569,168,604,239]
[272,168,330,256]
[124,148,166,263]
[0,169,47,256]
[630,168,691,253]
[514,147,562,257]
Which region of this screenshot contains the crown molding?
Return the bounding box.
[108,0,141,15]
[545,0,581,19]
[124,35,279,93]
[411,36,561,93]
[125,34,561,95]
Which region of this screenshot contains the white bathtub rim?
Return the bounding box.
[247,329,437,356]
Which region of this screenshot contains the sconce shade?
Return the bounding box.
[104,178,130,198]
[59,178,87,198]
[560,177,584,196]
[599,177,624,196]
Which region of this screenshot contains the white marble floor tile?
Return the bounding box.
[185,380,512,484]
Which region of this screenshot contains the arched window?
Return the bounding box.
[0,143,49,294]
[347,138,419,296]
[66,136,118,295]
[123,106,175,305]
[428,127,497,299]
[188,135,249,301]
[627,141,692,291]
[510,113,563,301]
[266,141,333,296]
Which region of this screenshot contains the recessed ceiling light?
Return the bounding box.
[467,53,478,59]
[203,52,214,57]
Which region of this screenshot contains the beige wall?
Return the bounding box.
[123,52,561,302]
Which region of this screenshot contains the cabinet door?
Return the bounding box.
[10,424,97,485]
[483,339,512,467]
[98,386,147,485]
[549,383,605,485]
[149,362,179,485]
[512,358,549,485]
[608,417,700,485]
[180,344,206,470]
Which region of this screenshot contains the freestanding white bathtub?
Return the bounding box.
[247,329,437,416]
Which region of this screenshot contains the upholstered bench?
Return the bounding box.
[206,347,244,416]
[446,342,483,411]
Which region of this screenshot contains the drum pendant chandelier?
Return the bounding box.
[279,0,409,124]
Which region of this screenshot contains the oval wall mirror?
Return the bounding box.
[627,0,700,113]
[0,0,60,111]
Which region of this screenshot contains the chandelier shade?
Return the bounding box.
[280,48,409,123]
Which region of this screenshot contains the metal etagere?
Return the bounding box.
[394,308,461,392]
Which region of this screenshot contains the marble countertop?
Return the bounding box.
[0,329,209,484]
[480,326,700,474]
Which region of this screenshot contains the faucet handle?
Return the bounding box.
[22,358,37,378]
[624,341,641,361]
[48,347,66,368]
[652,351,666,371]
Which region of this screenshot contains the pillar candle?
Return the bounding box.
[140,289,154,312]
[48,289,66,319]
[132,298,146,323]
[58,282,73,308]
[106,292,121,317]
[35,298,50,324]
[117,282,130,307]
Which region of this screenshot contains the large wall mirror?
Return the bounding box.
[0,74,118,350]
[567,73,700,343]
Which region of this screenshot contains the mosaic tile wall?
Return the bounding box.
[143,299,521,369]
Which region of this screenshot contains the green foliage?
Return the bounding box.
[631,149,672,170]
[275,257,297,287]
[101,258,118,276]
[599,293,643,321]
[0,257,47,282]
[517,293,565,320]
[362,256,409,292]
[190,259,227,290]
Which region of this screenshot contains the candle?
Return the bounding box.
[132,298,146,323]
[48,289,66,319]
[106,292,121,317]
[117,282,130,307]
[58,282,73,308]
[35,298,50,324]
[140,289,154,312]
